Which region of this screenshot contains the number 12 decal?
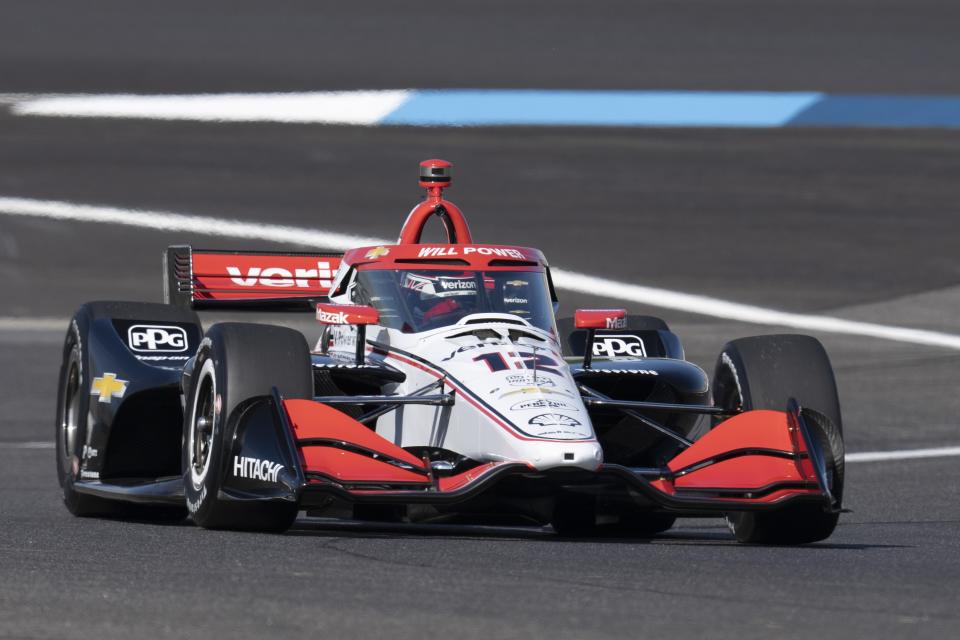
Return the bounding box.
[473,351,561,376]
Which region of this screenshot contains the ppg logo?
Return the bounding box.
[127,325,189,352]
[593,335,646,358]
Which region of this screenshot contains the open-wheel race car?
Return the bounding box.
[56,159,845,544]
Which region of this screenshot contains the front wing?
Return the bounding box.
[218,391,834,515]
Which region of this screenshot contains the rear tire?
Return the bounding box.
[57,305,195,520]
[182,323,313,532]
[712,334,844,544]
[55,321,122,516]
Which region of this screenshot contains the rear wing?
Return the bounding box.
[163,245,342,310]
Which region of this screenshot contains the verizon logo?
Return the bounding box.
[226,261,334,288]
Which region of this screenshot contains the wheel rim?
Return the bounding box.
[59,351,81,479]
[187,359,217,489]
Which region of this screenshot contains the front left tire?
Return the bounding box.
[182,322,313,532]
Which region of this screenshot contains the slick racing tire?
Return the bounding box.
[56,319,122,516]
[712,334,844,544]
[182,323,312,533]
[56,302,199,519]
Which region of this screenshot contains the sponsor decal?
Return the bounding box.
[364,246,390,259]
[605,316,628,330]
[317,309,350,324]
[79,470,100,480]
[504,297,528,304]
[521,413,591,440]
[589,368,659,375]
[505,374,557,387]
[233,456,284,483]
[499,386,572,399]
[529,413,581,427]
[593,335,646,358]
[403,273,477,298]
[132,354,191,362]
[90,373,128,404]
[510,398,573,411]
[438,277,476,292]
[82,445,98,461]
[416,246,527,259]
[226,261,335,288]
[127,325,188,352]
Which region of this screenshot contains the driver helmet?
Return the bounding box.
[402,271,479,322]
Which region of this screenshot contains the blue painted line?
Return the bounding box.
[788,95,960,127]
[381,90,822,127]
[378,90,960,128]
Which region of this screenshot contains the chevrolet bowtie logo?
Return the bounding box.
[90,373,128,404]
[364,246,390,259]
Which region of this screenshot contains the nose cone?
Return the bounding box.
[430,338,597,445]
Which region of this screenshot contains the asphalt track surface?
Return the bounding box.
[1,2,960,639]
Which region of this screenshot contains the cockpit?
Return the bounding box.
[350,268,557,334]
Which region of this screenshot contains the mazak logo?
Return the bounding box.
[226,261,334,288]
[127,325,188,352]
[605,316,628,330]
[593,335,646,358]
[317,309,350,324]
[510,399,572,411]
[233,456,283,483]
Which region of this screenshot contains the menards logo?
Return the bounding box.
[226,261,335,288]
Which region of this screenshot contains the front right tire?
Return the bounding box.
[712,334,844,544]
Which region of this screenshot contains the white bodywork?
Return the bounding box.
[325,314,604,472]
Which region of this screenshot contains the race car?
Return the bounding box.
[55,159,844,543]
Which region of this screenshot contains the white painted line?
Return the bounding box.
[0,317,68,331]
[549,269,960,350]
[12,91,412,125]
[0,196,384,250]
[846,446,960,463]
[0,441,54,449]
[3,195,960,351]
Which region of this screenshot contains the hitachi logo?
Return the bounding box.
[233,456,283,483]
[226,261,334,288]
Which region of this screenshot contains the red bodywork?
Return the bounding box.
[316,303,380,326]
[575,308,628,330]
[189,251,341,303]
[284,398,827,511]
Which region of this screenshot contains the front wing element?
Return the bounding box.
[258,397,833,513]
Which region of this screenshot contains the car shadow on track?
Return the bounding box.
[285,518,907,550]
